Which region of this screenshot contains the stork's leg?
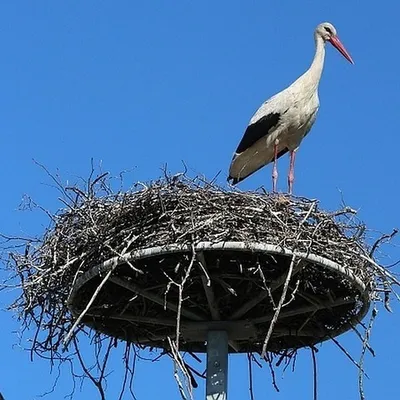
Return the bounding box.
[288,150,296,194]
[272,140,279,192]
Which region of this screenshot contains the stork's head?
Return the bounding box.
[316,22,354,64]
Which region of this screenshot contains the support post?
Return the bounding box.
[206,330,228,400]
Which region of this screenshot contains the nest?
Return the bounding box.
[4,172,399,399]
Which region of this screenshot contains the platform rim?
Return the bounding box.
[68,240,370,307]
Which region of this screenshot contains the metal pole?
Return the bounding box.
[206,330,228,400]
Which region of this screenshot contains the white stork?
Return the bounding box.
[228,22,353,193]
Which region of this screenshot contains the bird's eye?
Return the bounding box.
[324,26,332,34]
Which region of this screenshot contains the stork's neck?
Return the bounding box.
[294,34,326,93]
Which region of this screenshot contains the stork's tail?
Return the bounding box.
[227,176,241,185]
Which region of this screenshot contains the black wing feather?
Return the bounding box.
[235,112,281,154]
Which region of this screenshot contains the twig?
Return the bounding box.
[330,336,369,379]
[72,337,106,400]
[167,337,194,400]
[369,229,398,257]
[264,353,280,392]
[248,353,255,400]
[359,307,378,400]
[311,347,317,400]
[261,254,298,357]
[175,244,197,349]
[63,266,115,347]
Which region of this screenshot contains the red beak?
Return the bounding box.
[329,36,354,64]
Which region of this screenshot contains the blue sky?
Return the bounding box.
[0,1,399,399]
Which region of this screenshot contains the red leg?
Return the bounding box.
[288,150,296,194]
[272,140,279,192]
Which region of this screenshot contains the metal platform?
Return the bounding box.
[67,241,371,399]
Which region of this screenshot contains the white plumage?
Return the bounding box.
[228,22,353,193]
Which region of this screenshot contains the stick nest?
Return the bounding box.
[3,171,399,399]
